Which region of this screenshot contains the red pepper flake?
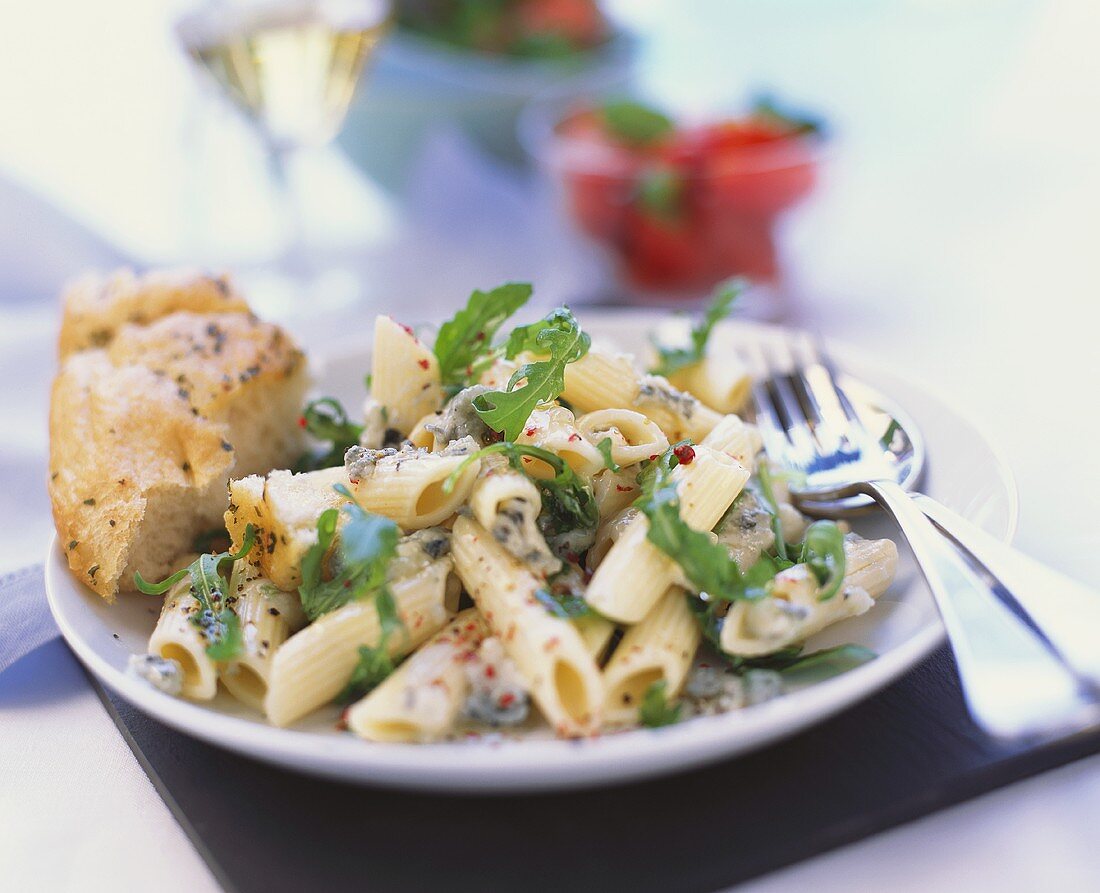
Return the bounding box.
[349,477,360,485]
[399,322,415,336]
[417,358,430,370]
[615,484,633,492]
[297,416,307,429]
[464,622,477,632]
[498,692,516,708]
[543,636,561,652]
[475,331,485,341]
[484,665,496,679]
[343,580,352,588]
[567,433,581,442]
[674,443,696,465]
[414,615,424,628]
[466,365,473,376]
[649,454,659,461]
[524,426,537,437]
[336,708,350,731]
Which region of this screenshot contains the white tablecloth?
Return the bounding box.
[3,1,1100,890]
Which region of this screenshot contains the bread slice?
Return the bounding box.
[58,268,249,357]
[49,269,309,600]
[226,467,349,592]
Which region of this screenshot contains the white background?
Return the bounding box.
[2,1,1099,890]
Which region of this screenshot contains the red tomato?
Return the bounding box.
[564,170,630,240]
[619,207,710,290]
[517,0,609,48]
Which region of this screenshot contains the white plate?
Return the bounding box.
[46,314,1018,792]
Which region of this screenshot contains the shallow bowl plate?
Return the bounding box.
[46,314,1017,792]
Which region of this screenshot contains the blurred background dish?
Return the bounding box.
[522,93,824,316]
[340,0,635,190]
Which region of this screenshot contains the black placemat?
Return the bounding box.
[91,647,1100,893]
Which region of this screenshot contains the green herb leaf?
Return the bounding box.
[296,397,363,472]
[336,587,406,703]
[444,441,599,546]
[754,461,790,563]
[602,99,674,147]
[433,283,533,389]
[744,643,874,683]
[799,520,847,601]
[297,490,401,622]
[751,94,824,136]
[649,279,744,378]
[134,524,257,661]
[595,437,621,472]
[636,166,683,222]
[473,307,590,440]
[639,679,682,727]
[533,587,592,619]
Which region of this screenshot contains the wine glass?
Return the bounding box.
[177,0,392,318]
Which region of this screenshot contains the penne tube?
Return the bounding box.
[469,465,560,577]
[699,414,762,472]
[351,451,481,529]
[516,406,604,479]
[668,352,752,415]
[602,588,701,723]
[575,408,670,468]
[591,468,641,522]
[221,578,304,711]
[264,559,452,726]
[370,315,443,435]
[450,515,604,736]
[574,614,617,665]
[585,447,750,623]
[563,347,722,443]
[147,577,218,701]
[346,609,488,743]
[720,536,898,656]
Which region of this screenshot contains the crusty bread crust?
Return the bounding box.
[58,268,249,357]
[49,269,308,600]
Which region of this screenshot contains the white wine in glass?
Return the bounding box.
[177,0,393,316]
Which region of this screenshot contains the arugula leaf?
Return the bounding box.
[135,525,257,661]
[533,587,592,619]
[799,520,847,601]
[595,437,621,472]
[778,644,874,683]
[649,279,744,378]
[297,488,401,622]
[639,680,682,727]
[473,307,590,440]
[602,99,674,147]
[336,587,405,703]
[754,461,790,563]
[444,441,599,546]
[636,166,683,222]
[433,283,532,389]
[296,397,363,472]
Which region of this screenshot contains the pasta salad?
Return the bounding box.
[128,281,898,742]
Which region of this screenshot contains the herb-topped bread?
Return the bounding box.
[49,269,309,600]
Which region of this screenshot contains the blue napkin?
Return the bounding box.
[0,565,57,673]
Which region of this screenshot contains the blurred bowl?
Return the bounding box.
[339,27,636,191]
[521,99,824,302]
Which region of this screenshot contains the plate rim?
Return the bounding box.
[46,316,1019,792]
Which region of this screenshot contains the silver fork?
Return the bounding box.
[740,335,1100,739]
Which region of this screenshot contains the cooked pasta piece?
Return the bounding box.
[349,449,481,529]
[147,577,218,701]
[450,515,603,736]
[406,412,440,450]
[516,406,604,478]
[592,468,641,522]
[370,315,443,435]
[574,614,617,665]
[575,408,669,468]
[346,609,488,743]
[221,578,306,711]
[603,588,700,723]
[586,446,750,623]
[720,536,898,656]
[470,464,561,577]
[563,347,721,442]
[668,352,752,414]
[699,414,762,471]
[265,559,452,726]
[587,505,639,570]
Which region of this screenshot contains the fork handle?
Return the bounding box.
[857,479,1093,738]
[913,494,1100,688]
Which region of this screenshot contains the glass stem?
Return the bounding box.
[266,140,310,277]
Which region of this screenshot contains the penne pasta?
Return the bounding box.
[350,450,481,529]
[450,515,603,736]
[265,559,452,726]
[369,315,444,435]
[516,406,604,479]
[668,352,752,415]
[575,408,669,468]
[346,609,488,743]
[602,588,701,723]
[586,446,750,623]
[147,577,219,701]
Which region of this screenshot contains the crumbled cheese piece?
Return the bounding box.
[462,637,529,726]
[127,654,184,696]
